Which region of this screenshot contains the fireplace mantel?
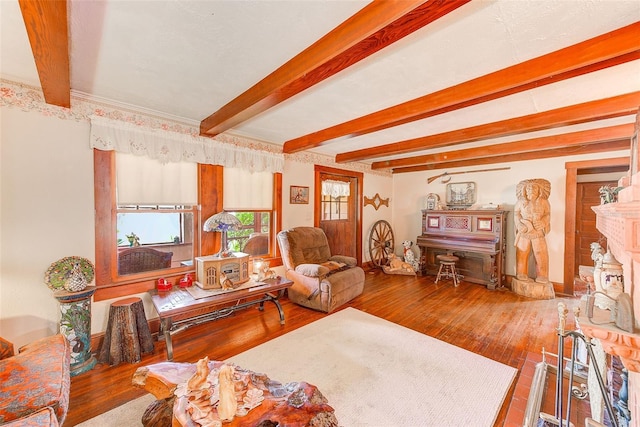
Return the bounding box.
[592,196,640,264]
[578,307,640,373]
[585,173,640,375]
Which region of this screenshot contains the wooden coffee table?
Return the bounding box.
[149,277,293,360]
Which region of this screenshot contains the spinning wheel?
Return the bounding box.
[368,220,395,268]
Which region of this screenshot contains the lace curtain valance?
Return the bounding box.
[89,115,284,173]
[322,179,351,198]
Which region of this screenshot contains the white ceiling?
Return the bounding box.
[2,0,639,167]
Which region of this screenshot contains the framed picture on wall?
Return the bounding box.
[290,186,309,204]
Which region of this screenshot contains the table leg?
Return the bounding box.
[266,292,286,325]
[160,318,174,361]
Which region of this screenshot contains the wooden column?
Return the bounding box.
[98,297,154,365]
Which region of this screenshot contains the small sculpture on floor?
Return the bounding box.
[402,240,419,272]
[383,253,415,275]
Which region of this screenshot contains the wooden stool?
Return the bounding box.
[435,254,462,287]
[98,297,154,365]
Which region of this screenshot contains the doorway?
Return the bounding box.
[314,166,363,265]
[563,157,629,295]
[575,181,615,270]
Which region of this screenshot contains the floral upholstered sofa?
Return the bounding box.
[0,334,71,426]
[277,226,365,313]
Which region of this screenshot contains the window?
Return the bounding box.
[94,150,283,301]
[93,150,199,299]
[321,179,350,221]
[224,211,271,256]
[116,205,195,275]
[223,168,276,259]
[117,209,185,247]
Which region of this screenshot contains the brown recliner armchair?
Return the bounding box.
[277,227,365,313]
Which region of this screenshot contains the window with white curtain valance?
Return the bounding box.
[223,167,273,210]
[321,179,351,198]
[89,115,284,174]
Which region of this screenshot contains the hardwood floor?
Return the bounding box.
[67,270,582,426]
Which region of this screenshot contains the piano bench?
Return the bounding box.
[435,254,463,287]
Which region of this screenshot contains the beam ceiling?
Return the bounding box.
[283,22,640,156]
[344,92,640,167]
[18,0,70,108]
[199,0,470,137]
[392,140,631,174]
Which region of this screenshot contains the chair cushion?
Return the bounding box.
[295,263,330,278]
[0,335,70,425]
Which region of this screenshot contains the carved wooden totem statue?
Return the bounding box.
[514,179,551,283]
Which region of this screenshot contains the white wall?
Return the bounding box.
[363,172,393,263]
[0,93,629,348]
[281,160,315,230]
[1,108,95,345]
[280,159,394,263]
[391,154,628,282]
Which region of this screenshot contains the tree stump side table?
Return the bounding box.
[53,286,97,376]
[98,297,154,365]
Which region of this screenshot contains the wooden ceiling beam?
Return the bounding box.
[18,0,70,108]
[200,0,469,137]
[391,140,631,174]
[284,21,640,154]
[338,91,640,164]
[371,123,634,170]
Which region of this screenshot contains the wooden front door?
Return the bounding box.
[314,166,363,265]
[574,181,614,274]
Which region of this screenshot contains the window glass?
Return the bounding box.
[226,211,271,256]
[116,205,195,275]
[117,211,181,246]
[321,195,349,221]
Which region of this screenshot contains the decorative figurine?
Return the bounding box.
[598,185,623,204]
[402,240,419,272]
[178,274,193,288]
[514,179,551,283]
[219,272,235,290]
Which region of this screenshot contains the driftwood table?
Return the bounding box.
[132,358,337,427]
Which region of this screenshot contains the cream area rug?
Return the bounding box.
[79,308,516,426]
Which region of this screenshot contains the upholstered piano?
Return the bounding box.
[417,209,508,289]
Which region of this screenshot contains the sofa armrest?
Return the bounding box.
[1,407,60,427]
[0,335,70,425]
[329,255,357,267]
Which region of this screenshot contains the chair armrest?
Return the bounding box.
[329,255,357,267]
[294,263,330,278]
